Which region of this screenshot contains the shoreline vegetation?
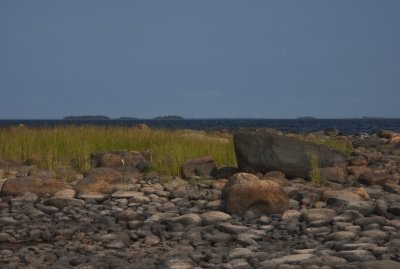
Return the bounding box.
[0,125,352,178]
[0,125,235,176]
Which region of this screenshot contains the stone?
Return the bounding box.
[348,156,368,167]
[215,166,238,179]
[353,216,388,227]
[259,254,315,267]
[74,168,122,193]
[324,128,340,136]
[319,167,346,183]
[337,250,376,262]
[302,208,336,223]
[52,188,76,198]
[163,213,201,232]
[180,155,217,179]
[91,150,149,170]
[222,173,289,216]
[0,176,70,197]
[358,172,388,186]
[234,130,346,178]
[360,260,400,269]
[282,210,302,222]
[377,130,399,139]
[348,166,371,178]
[388,202,400,216]
[45,197,85,209]
[201,211,231,225]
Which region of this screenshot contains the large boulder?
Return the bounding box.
[0,176,70,197]
[234,130,346,179]
[180,156,217,179]
[74,167,123,194]
[91,151,149,171]
[222,173,289,216]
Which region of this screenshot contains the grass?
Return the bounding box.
[308,151,322,185]
[0,125,236,176]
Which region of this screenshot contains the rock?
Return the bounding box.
[319,167,346,183]
[325,231,357,241]
[348,156,368,167]
[360,260,400,269]
[45,197,85,209]
[211,179,228,190]
[358,172,388,186]
[259,254,315,267]
[10,191,39,203]
[215,166,238,179]
[222,173,289,216]
[384,183,400,194]
[52,188,76,198]
[91,151,149,170]
[302,208,336,223]
[201,211,231,225]
[180,155,217,179]
[0,176,70,197]
[74,168,122,193]
[337,250,376,262]
[234,130,346,178]
[377,130,399,139]
[388,202,400,216]
[348,166,371,178]
[325,128,340,136]
[353,216,388,227]
[282,210,302,222]
[163,213,201,232]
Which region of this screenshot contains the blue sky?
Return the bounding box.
[1,1,399,119]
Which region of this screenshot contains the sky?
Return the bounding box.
[0,1,399,119]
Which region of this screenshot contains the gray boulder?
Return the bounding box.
[234,130,346,178]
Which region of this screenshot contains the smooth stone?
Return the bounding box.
[215,222,249,234]
[302,208,336,222]
[201,211,231,225]
[52,188,76,198]
[11,192,39,203]
[282,210,302,222]
[359,229,388,241]
[259,254,315,267]
[337,250,376,262]
[45,197,85,209]
[325,231,357,241]
[226,248,254,259]
[353,216,388,227]
[111,190,144,198]
[360,260,400,269]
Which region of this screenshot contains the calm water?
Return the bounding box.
[0,119,400,135]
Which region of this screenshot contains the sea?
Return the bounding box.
[1,118,400,135]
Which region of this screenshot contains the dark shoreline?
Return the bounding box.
[1,118,400,135]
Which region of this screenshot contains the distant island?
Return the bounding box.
[153,115,184,120]
[115,117,138,120]
[296,116,317,120]
[362,116,385,119]
[63,115,110,120]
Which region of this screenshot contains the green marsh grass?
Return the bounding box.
[0,126,236,176]
[309,151,322,185]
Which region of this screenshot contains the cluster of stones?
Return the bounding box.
[0,129,399,269]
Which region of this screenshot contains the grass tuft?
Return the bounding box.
[309,152,321,185]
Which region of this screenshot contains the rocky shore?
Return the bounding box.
[1,129,400,269]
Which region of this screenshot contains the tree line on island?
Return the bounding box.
[63,115,185,121]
